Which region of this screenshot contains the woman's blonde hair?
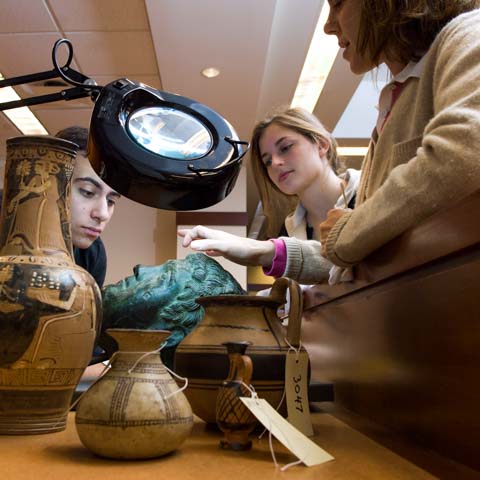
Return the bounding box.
[250,106,339,237]
[357,0,480,65]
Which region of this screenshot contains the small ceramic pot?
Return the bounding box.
[75,329,194,459]
[216,341,256,450]
[175,277,304,423]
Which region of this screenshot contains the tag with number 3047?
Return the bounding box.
[285,348,314,436]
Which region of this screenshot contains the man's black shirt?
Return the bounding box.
[74,237,107,288]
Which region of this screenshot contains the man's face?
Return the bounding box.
[70,153,120,249]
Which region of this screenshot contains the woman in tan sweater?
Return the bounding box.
[319,0,480,268]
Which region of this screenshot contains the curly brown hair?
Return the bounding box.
[357,0,480,65]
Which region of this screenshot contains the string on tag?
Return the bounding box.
[278,337,307,469]
[284,337,302,362]
[162,363,189,400]
[257,389,285,441]
[127,342,166,373]
[261,337,308,470]
[240,381,305,471]
[240,381,278,467]
[67,341,188,415]
[257,337,301,441]
[126,343,189,399]
[239,380,259,403]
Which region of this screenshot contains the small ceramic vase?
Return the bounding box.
[216,341,257,451]
[75,329,194,459]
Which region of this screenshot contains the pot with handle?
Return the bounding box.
[174,277,304,424]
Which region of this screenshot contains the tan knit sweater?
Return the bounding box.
[325,9,480,267]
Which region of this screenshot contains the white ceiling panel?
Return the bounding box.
[146,0,277,140]
[254,0,323,119]
[313,52,362,132]
[0,0,56,33]
[66,31,158,76]
[34,107,94,135]
[49,0,149,31]
[0,33,75,77]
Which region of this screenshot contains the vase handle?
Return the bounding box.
[269,277,303,348]
[286,278,303,347]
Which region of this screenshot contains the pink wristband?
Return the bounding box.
[262,238,287,277]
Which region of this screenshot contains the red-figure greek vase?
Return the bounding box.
[0,136,101,434]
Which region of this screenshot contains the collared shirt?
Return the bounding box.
[375,55,428,137]
[282,168,361,241]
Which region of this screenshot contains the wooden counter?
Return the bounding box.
[0,410,446,480]
[301,191,480,474]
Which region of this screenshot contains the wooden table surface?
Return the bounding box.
[0,410,439,480]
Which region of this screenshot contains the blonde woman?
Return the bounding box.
[179,107,360,284]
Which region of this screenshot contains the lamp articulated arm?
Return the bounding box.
[0,38,102,111]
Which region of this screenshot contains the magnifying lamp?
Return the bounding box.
[0,39,248,210]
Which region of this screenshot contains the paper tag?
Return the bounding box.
[240,397,334,467]
[285,349,314,437]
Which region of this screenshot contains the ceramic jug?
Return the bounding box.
[0,136,101,434]
[75,329,194,459]
[216,341,257,450]
[174,277,303,423]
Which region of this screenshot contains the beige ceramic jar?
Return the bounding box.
[75,329,194,459]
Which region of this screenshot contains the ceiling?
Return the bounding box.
[0,0,374,225]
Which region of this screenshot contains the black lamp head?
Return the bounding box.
[88,78,248,210]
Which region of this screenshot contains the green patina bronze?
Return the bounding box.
[100,253,245,366]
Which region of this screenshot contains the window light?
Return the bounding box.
[337,147,369,157]
[291,2,338,112]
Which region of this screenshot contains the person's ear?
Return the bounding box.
[317,138,330,158]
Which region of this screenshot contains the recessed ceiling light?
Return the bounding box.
[201,67,220,79]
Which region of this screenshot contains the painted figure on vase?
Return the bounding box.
[0,138,97,370]
[3,159,69,255]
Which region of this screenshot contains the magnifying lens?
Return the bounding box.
[89,78,248,210]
